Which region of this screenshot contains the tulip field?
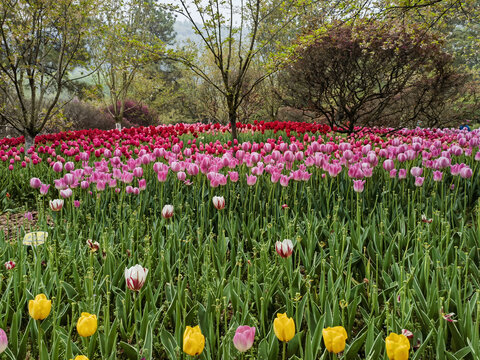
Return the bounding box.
[1,121,480,359]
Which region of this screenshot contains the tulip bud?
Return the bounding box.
[70,356,89,360]
[275,239,293,258]
[76,313,97,337]
[212,196,225,210]
[162,204,174,219]
[125,264,148,291]
[322,326,348,354]
[183,326,205,356]
[273,313,295,342]
[233,326,255,352]
[385,333,410,360]
[28,294,52,320]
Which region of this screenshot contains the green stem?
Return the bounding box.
[282,341,286,360]
[37,320,42,359]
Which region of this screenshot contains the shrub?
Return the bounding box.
[104,100,158,127]
[280,19,476,133]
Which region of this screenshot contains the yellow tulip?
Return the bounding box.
[273,313,295,342]
[322,326,348,353]
[28,294,52,320]
[70,356,89,360]
[183,325,205,356]
[76,313,97,337]
[386,333,410,360]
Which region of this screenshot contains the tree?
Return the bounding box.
[91,0,174,128]
[0,0,99,148]
[165,0,312,140]
[280,19,474,133]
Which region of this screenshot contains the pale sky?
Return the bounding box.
[159,0,243,24]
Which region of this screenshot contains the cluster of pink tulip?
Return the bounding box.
[0,123,475,197]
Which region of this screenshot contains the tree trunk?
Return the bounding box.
[25,132,35,151]
[229,111,237,141]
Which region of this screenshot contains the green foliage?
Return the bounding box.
[0,0,100,139]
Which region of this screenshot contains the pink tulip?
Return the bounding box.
[60,188,73,198]
[125,264,148,291]
[39,184,50,195]
[353,180,365,193]
[229,171,239,182]
[187,163,199,176]
[280,175,289,187]
[133,167,143,178]
[52,161,63,172]
[64,173,74,186]
[383,159,394,171]
[157,171,168,182]
[246,175,257,186]
[414,177,424,187]
[0,328,7,354]
[96,181,106,191]
[398,169,407,179]
[275,239,293,258]
[460,167,473,179]
[64,161,74,172]
[389,169,397,178]
[433,171,443,182]
[30,177,42,189]
[343,150,353,160]
[233,326,256,352]
[139,179,147,190]
[410,167,423,177]
[177,171,186,181]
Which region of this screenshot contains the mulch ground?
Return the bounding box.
[0,211,52,243]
